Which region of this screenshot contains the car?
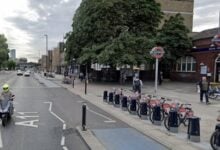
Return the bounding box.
[17,70,23,76]
[24,71,30,77]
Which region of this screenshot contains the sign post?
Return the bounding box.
[150,47,164,95]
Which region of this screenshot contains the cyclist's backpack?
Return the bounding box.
[134,80,140,88]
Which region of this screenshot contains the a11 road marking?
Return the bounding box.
[15,112,39,128]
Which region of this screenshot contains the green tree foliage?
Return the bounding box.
[156,14,192,61]
[0,34,9,68]
[7,60,16,70]
[65,0,163,66]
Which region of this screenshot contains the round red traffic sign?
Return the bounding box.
[212,34,220,47]
[150,47,164,59]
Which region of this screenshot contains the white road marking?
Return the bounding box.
[63,124,66,130]
[61,136,65,146]
[44,102,65,123]
[16,116,39,119]
[44,101,68,149]
[0,127,3,148]
[17,112,38,115]
[62,146,68,150]
[87,107,116,123]
[76,100,84,103]
[15,120,39,128]
[104,120,116,123]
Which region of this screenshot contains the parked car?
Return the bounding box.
[17,70,23,76]
[24,71,30,77]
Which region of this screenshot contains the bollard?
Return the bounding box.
[114,94,120,107]
[82,103,87,131]
[121,96,128,111]
[139,102,148,120]
[129,99,137,115]
[168,110,179,133]
[108,92,114,104]
[152,106,162,125]
[187,116,200,142]
[103,91,108,102]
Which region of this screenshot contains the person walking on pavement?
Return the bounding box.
[158,71,163,85]
[133,76,143,94]
[199,76,210,104]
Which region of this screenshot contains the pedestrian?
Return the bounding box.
[79,72,84,82]
[158,71,163,85]
[133,76,143,94]
[199,76,210,104]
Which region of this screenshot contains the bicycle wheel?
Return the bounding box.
[210,130,220,150]
[209,93,217,99]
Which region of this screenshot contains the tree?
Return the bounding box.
[0,34,9,68]
[65,0,163,66]
[156,14,192,62]
[7,60,16,70]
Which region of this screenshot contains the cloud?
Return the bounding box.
[0,0,81,62]
[1,0,220,62]
[193,0,220,32]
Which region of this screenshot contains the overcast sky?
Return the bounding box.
[0,0,220,62]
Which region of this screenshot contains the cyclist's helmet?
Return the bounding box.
[2,84,9,92]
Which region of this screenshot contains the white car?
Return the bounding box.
[24,71,30,77]
[17,70,23,76]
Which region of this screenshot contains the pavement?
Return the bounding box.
[46,73,220,150]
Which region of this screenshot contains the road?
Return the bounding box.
[0,72,168,150]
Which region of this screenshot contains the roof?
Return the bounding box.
[193,27,219,41]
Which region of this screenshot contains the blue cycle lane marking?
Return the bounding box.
[93,128,168,150]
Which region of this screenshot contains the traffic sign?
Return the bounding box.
[150,47,165,59]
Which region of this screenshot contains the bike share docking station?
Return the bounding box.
[121,96,128,111]
[187,116,200,142]
[167,110,179,133]
[152,106,162,125]
[114,94,120,108]
[103,90,108,102]
[108,92,114,104]
[139,102,148,120]
[129,99,137,115]
[212,124,220,149]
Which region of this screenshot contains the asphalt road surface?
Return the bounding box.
[0,72,168,150]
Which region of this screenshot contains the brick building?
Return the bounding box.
[156,0,194,31]
[170,28,220,82]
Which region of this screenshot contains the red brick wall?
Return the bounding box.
[193,38,212,48]
[170,51,220,82]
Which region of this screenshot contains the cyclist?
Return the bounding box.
[1,84,14,101]
[0,84,14,114]
[133,76,143,94]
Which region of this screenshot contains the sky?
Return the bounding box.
[0,0,220,62]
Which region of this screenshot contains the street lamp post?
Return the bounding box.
[44,34,48,72]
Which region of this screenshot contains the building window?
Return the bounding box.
[176,56,196,72]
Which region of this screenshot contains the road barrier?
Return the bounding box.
[121,96,128,111]
[188,117,200,142]
[139,102,148,120]
[103,91,108,102]
[108,92,114,104]
[167,110,179,133]
[82,103,87,131]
